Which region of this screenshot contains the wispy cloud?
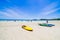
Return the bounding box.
[0,7,30,19]
[37,8,60,19]
[5,8,21,18]
[0,0,59,19]
[42,8,60,16]
[41,2,58,11]
[37,1,59,19]
[0,11,14,18]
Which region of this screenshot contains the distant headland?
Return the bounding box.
[0,18,60,21]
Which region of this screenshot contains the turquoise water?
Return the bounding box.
[0,19,60,21]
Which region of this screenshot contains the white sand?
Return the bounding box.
[0,21,60,40]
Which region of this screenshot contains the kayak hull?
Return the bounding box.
[22,25,33,31]
[39,23,55,27]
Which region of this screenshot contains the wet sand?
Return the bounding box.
[0,21,60,40]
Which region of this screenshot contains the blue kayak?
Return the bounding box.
[39,23,55,27]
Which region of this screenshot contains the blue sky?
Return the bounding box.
[0,0,60,19]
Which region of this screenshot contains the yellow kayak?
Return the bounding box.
[22,25,33,31]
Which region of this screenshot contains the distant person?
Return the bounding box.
[46,20,48,24]
[14,20,16,22]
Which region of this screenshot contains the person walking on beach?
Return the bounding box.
[46,20,48,24]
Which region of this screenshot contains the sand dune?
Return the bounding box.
[0,21,60,40]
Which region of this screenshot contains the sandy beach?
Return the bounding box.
[0,21,60,40]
